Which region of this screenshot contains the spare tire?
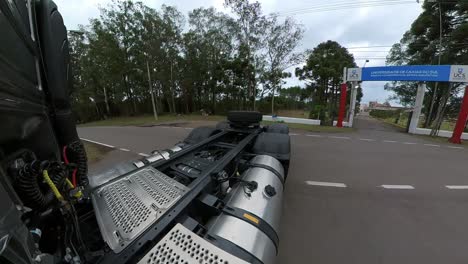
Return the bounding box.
[252,133,290,159]
[266,123,289,134]
[227,111,262,127]
[252,132,291,179]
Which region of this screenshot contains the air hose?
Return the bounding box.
[16,161,67,210]
[63,141,88,186]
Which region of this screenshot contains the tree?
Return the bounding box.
[184,7,237,114]
[100,0,148,114]
[386,0,468,131]
[69,0,309,122]
[262,16,304,114]
[296,41,357,125]
[224,0,266,110]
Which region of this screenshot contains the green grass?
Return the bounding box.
[438,121,456,131]
[80,114,225,127]
[81,113,353,133]
[276,109,308,118]
[379,117,407,129]
[374,116,466,144]
[82,141,112,163]
[261,121,354,133]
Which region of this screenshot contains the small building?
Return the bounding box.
[368,101,405,111]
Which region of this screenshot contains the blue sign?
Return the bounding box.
[347,65,468,82]
[362,65,451,82]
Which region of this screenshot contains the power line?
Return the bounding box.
[271,0,416,17]
[272,0,413,15]
[276,3,415,17]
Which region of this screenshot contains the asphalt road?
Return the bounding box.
[78,116,468,264]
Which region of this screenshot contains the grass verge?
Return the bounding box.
[373,116,467,145]
[261,121,354,133]
[82,141,112,163]
[80,114,225,127]
[376,116,456,131]
[410,134,468,146]
[375,117,407,129]
[81,113,353,133]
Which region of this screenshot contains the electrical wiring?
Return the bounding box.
[273,0,414,15]
[271,0,416,17]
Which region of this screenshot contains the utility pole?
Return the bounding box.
[146,60,158,121]
[426,0,443,128]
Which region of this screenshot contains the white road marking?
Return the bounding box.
[383,140,397,143]
[119,148,130,152]
[138,153,150,157]
[447,146,464,149]
[424,144,440,147]
[328,136,350,140]
[446,185,468,189]
[380,185,415,189]
[80,138,115,148]
[289,133,299,136]
[359,138,375,142]
[185,127,193,130]
[403,142,417,145]
[305,181,347,188]
[306,134,322,137]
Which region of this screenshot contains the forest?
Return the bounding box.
[69,0,360,125]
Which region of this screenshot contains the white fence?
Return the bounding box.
[262,115,321,125]
[413,128,468,140]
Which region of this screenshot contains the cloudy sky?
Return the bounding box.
[55,0,423,105]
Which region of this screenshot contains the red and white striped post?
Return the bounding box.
[449,85,468,144]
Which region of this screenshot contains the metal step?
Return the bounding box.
[91,167,189,253]
[138,224,248,264]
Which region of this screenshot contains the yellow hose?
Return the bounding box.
[65,179,83,198]
[65,178,74,189]
[42,170,64,201]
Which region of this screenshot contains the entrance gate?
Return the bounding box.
[337,65,468,144]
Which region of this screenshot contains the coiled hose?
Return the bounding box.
[17,161,66,210]
[63,141,88,186]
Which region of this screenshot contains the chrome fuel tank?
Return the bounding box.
[208,155,285,264]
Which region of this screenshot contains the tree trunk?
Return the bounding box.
[271,86,275,115]
[253,84,256,111]
[147,61,158,121]
[166,95,173,113]
[212,87,216,114]
[123,74,136,115]
[132,95,137,114]
[103,86,110,117]
[171,90,176,113]
[170,63,176,113]
[430,83,452,136]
